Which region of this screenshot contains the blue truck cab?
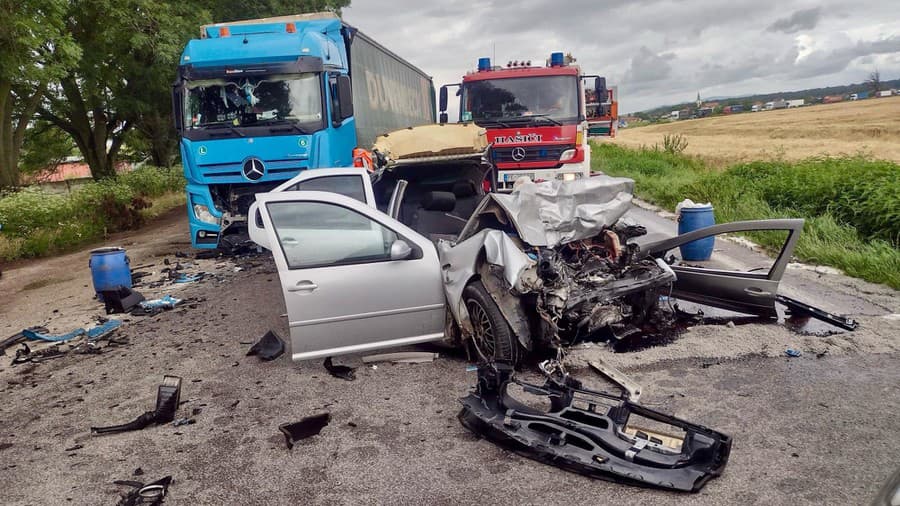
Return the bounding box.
[172,13,435,248]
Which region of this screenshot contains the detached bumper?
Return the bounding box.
[458,363,732,492]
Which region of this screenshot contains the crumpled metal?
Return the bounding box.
[460,176,635,248]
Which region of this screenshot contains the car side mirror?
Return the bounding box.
[390,239,413,260]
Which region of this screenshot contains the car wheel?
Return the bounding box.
[463,281,517,364]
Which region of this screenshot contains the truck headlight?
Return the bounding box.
[193,204,220,225]
[563,173,577,181]
[560,149,576,161]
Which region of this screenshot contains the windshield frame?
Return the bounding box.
[178,71,326,141]
[461,75,580,128]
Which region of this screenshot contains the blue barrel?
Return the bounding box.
[678,206,715,261]
[89,247,131,299]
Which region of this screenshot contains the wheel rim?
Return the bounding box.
[466,298,496,361]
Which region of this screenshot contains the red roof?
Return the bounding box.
[28,161,131,183]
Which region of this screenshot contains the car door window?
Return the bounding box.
[282,175,366,203]
[267,201,397,269]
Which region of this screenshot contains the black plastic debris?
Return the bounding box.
[278,413,330,449]
[100,286,146,314]
[246,330,285,361]
[323,357,356,381]
[114,475,172,506]
[92,376,182,435]
[0,327,46,356]
[458,362,732,492]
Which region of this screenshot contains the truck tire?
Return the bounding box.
[462,281,517,365]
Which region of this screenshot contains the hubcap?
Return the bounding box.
[466,299,495,361]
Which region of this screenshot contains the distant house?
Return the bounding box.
[25,159,132,193]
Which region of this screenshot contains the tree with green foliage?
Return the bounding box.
[0,0,79,189]
[38,0,204,180]
[19,121,76,179]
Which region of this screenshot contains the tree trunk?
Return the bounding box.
[0,80,46,189]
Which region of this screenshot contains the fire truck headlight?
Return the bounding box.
[193,204,220,225]
[559,149,576,161]
[563,173,577,181]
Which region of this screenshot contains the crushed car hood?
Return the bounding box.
[458,176,636,247]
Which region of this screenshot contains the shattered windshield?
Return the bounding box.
[183,73,323,132]
[462,76,578,126]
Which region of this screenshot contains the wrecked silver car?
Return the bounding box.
[248,124,803,363]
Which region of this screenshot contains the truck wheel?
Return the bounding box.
[463,281,517,365]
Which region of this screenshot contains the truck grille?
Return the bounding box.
[492,145,569,164]
[197,159,304,180]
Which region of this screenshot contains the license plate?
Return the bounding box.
[503,173,534,182]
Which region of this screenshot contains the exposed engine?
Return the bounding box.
[531,223,675,347]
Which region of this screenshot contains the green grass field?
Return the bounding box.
[0,166,186,263]
[592,142,900,289]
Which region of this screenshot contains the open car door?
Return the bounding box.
[249,167,376,250]
[642,219,803,318]
[254,190,446,361]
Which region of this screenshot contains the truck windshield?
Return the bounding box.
[463,76,578,126]
[183,73,323,133]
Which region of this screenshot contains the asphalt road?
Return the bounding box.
[1,205,898,505]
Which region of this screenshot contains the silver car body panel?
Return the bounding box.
[641,219,804,317]
[437,229,537,333]
[457,176,636,247]
[249,167,376,250]
[254,190,446,361]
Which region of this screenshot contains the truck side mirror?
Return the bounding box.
[439,86,448,113]
[596,77,607,101]
[171,84,183,134]
[337,75,353,121]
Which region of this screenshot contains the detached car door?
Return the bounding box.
[642,219,804,317]
[254,191,446,361]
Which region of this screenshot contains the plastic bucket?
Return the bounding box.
[678,206,715,261]
[89,247,131,299]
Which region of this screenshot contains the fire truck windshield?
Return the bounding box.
[462,75,578,126]
[183,73,324,133]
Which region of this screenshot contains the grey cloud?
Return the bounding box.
[343,0,900,112]
[767,7,822,33]
[789,36,900,78]
[622,47,675,90]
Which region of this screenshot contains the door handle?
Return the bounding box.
[281,237,298,246]
[287,280,318,292]
[744,287,772,297]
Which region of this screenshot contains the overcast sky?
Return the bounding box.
[343,0,900,113]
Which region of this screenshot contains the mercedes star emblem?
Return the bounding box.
[511,147,527,162]
[242,158,265,181]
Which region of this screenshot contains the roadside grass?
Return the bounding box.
[592,142,900,290]
[0,166,186,263]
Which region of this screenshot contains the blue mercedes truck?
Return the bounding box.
[172,13,435,248]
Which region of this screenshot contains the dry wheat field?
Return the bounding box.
[614,96,900,164]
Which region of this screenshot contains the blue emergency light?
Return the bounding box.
[550,52,565,67]
[478,57,491,71]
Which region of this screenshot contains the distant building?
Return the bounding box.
[25,159,132,193]
[670,110,680,120]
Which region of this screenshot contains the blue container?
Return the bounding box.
[89,247,131,299]
[678,206,715,261]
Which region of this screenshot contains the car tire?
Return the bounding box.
[463,281,517,365]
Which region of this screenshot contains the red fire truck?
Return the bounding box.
[440,53,609,190]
